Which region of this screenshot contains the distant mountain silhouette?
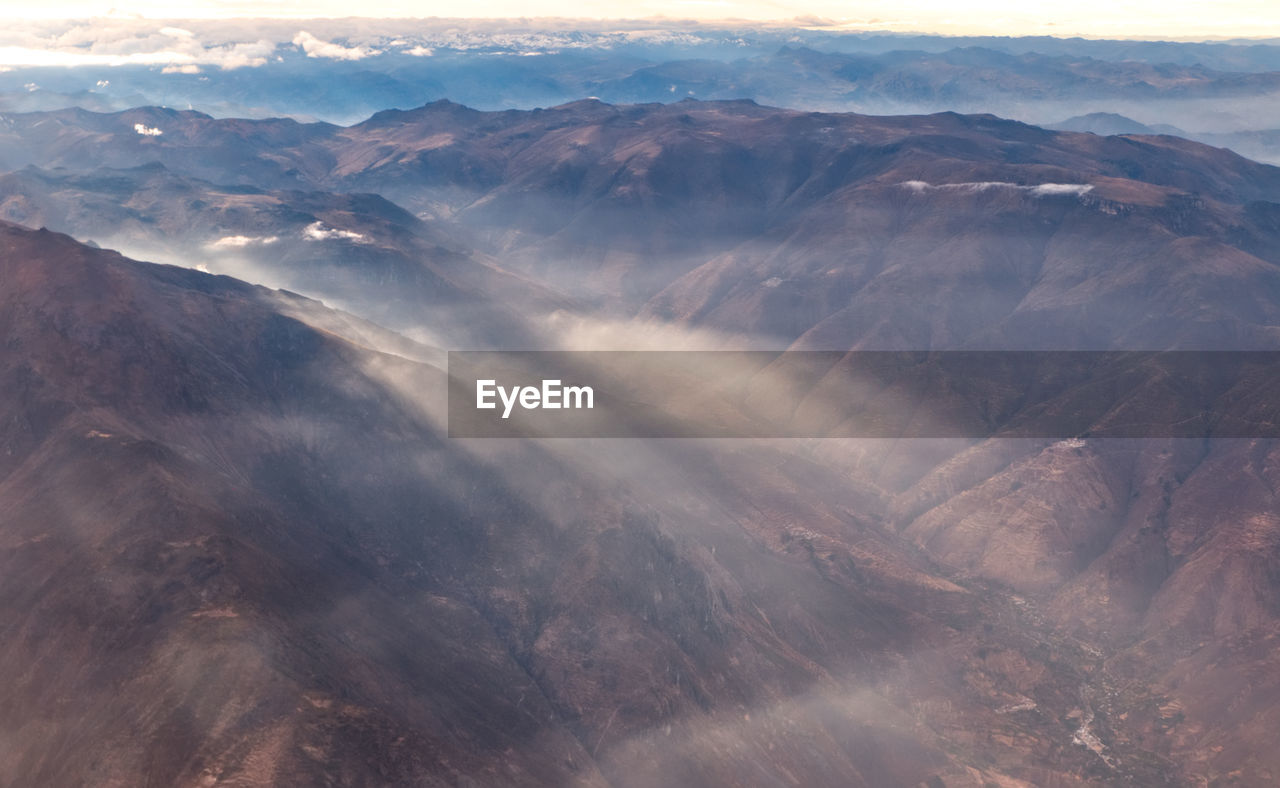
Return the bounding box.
[1050,111,1186,136]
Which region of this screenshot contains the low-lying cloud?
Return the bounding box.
[292,31,381,61]
[0,19,763,72]
[899,180,1094,197]
[302,222,367,242]
[207,234,279,248]
[0,21,277,69]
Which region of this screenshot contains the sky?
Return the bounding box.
[2,1,1278,40]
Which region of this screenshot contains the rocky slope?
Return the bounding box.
[3,221,1182,786]
[4,99,1280,327]
[4,99,1280,784]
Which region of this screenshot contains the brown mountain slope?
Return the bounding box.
[4,100,1280,318]
[3,222,1188,786]
[4,100,1280,785]
[0,163,566,346]
[644,181,1280,349]
[0,223,598,785]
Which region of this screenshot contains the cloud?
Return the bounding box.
[134,123,163,136]
[302,222,367,242]
[208,235,280,248]
[162,64,202,74]
[292,31,381,61]
[0,43,271,69]
[0,21,277,69]
[0,20,741,72]
[209,42,277,69]
[899,180,1094,197]
[1030,183,1094,196]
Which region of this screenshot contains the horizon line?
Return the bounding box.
[0,15,1278,44]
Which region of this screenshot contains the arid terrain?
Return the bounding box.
[2,93,1280,786]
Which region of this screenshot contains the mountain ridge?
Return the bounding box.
[5,94,1280,783]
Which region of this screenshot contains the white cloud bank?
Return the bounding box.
[208,234,279,248]
[303,222,367,242]
[899,181,1094,197]
[133,122,163,135]
[292,31,381,60]
[1028,183,1094,196]
[0,20,752,70]
[0,21,277,68]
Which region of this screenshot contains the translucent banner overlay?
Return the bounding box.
[447,351,1280,438]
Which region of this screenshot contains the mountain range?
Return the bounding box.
[5,99,1280,347]
[4,94,1280,786]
